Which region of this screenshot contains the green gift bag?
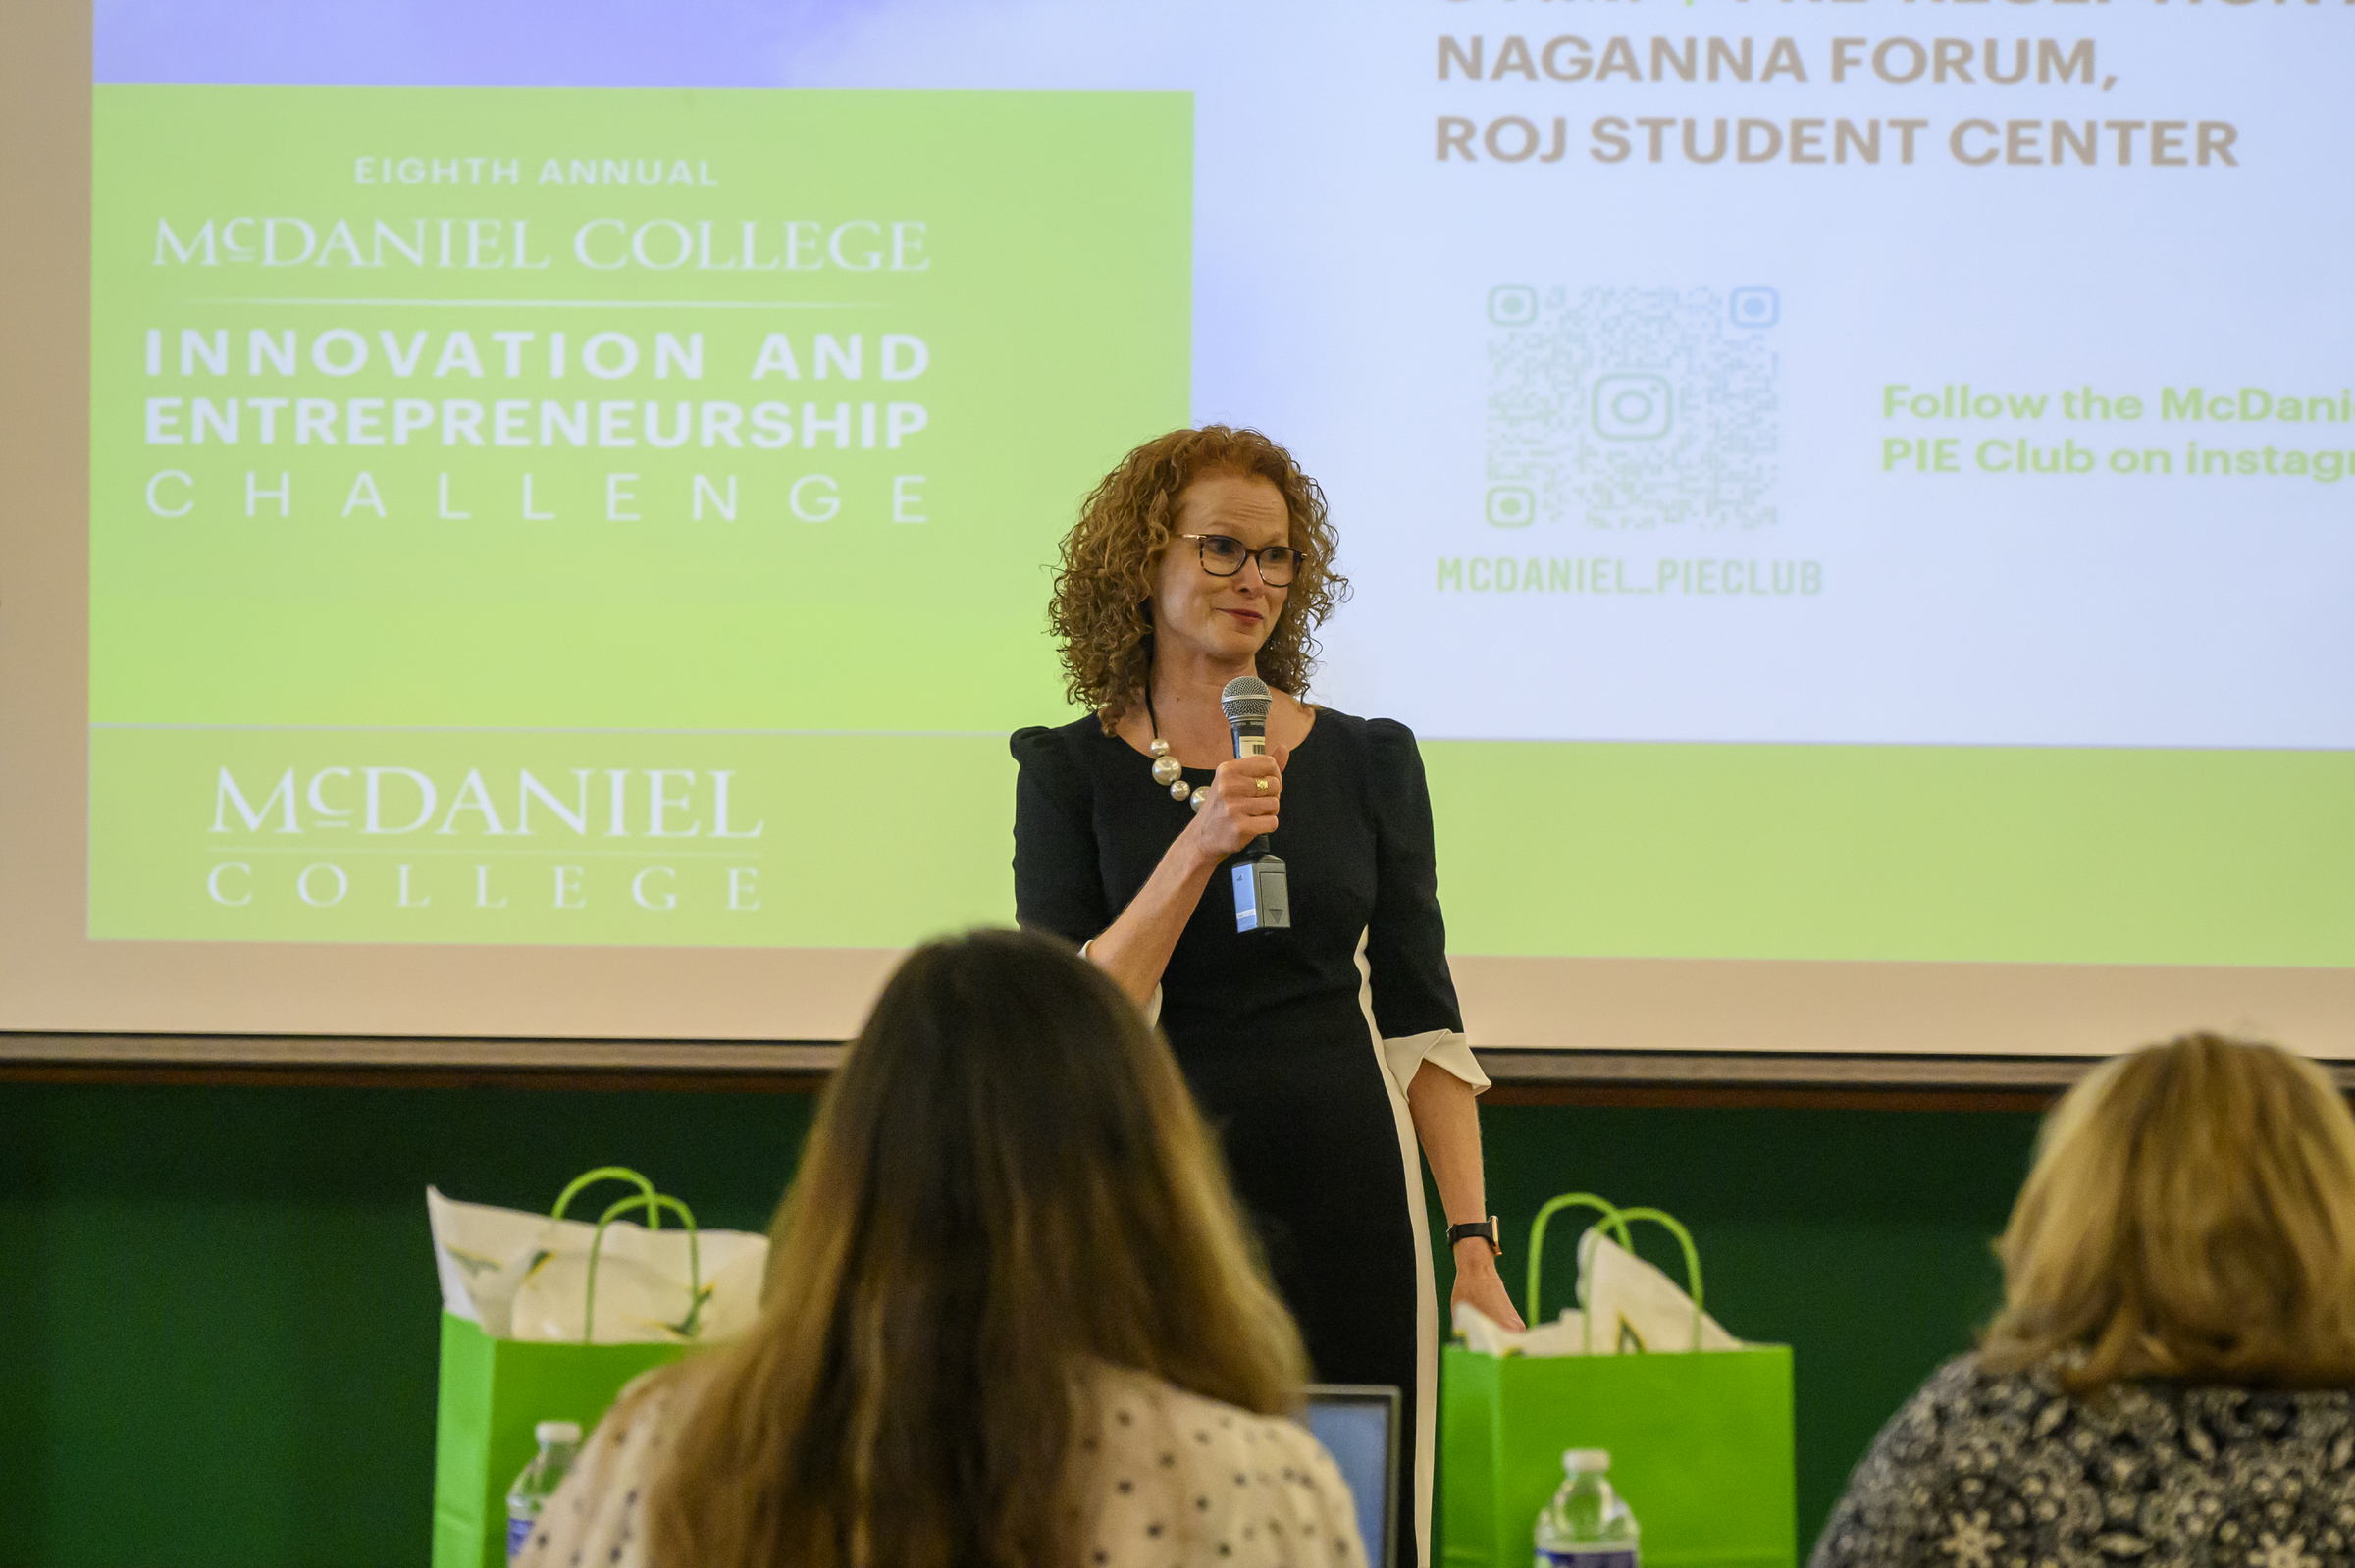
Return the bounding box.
[1439,1195,1796,1568]
[430,1169,712,1568]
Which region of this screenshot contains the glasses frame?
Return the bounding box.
[1176,533,1305,587]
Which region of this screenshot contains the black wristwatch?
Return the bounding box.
[1447,1216,1502,1257]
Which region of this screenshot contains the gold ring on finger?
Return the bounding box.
[1256,777,1270,793]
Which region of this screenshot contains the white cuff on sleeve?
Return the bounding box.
[1077,939,1162,1028]
[1383,1028,1490,1095]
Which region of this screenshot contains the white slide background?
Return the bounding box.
[764,0,2354,750]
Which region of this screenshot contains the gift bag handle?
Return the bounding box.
[1528,1193,1708,1353]
[550,1166,660,1228]
[1526,1192,1636,1325]
[583,1191,704,1345]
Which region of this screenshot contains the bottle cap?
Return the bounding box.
[536,1420,583,1445]
[1563,1447,1610,1472]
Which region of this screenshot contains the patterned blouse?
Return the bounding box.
[514,1360,1367,1568]
[1811,1354,2355,1568]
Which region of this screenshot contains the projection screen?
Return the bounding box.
[4,0,2350,1058]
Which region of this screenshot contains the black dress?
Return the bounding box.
[1011,707,1465,1565]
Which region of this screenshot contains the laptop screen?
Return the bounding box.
[1305,1384,1400,1568]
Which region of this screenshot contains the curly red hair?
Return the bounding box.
[1050,426,1349,730]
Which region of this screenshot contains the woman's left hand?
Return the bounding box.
[1450,1243,1526,1332]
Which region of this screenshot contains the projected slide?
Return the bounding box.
[91,87,1189,945]
[90,2,2354,977]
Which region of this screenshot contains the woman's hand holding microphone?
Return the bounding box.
[1186,741,1289,862]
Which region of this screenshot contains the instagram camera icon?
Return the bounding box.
[1591,374,1673,441]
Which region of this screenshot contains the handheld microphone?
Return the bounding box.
[1220,676,1290,932]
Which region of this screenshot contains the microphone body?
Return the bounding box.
[1220,676,1290,932]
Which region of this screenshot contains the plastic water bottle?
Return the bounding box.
[1534,1447,1641,1568]
[505,1420,583,1562]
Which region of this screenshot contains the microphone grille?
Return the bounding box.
[1221,675,1273,725]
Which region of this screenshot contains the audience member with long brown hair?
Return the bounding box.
[517,928,1365,1568]
[1813,1032,2355,1568]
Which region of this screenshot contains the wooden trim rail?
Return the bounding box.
[11,1032,2350,1109]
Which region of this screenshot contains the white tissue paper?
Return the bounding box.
[1452,1226,1744,1356]
[427,1186,769,1345]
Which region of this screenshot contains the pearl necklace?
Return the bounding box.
[1142,682,1209,812]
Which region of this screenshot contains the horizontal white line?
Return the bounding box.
[91,723,2349,754]
[1418,734,2355,753]
[93,722,1004,738]
[191,847,763,858]
[186,297,870,309]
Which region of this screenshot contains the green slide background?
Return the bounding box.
[88,84,1189,943]
[1425,741,2355,967]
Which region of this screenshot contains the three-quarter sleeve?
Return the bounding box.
[1012,725,1112,948]
[1364,719,1488,1093]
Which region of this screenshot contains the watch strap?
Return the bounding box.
[1447,1216,1502,1256]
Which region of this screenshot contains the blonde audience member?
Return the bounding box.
[1813,1032,2355,1568]
[517,928,1365,1568]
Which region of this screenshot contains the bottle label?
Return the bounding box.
[1537,1552,1637,1568]
[506,1514,537,1561]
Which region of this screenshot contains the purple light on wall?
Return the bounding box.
[94,0,872,87]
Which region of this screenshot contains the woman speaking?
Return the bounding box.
[1012,426,1522,1563]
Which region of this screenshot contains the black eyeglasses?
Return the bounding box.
[1178,533,1304,587]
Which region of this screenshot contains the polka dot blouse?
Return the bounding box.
[513,1362,1368,1568]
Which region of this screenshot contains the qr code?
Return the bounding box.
[1486,286,1778,532]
